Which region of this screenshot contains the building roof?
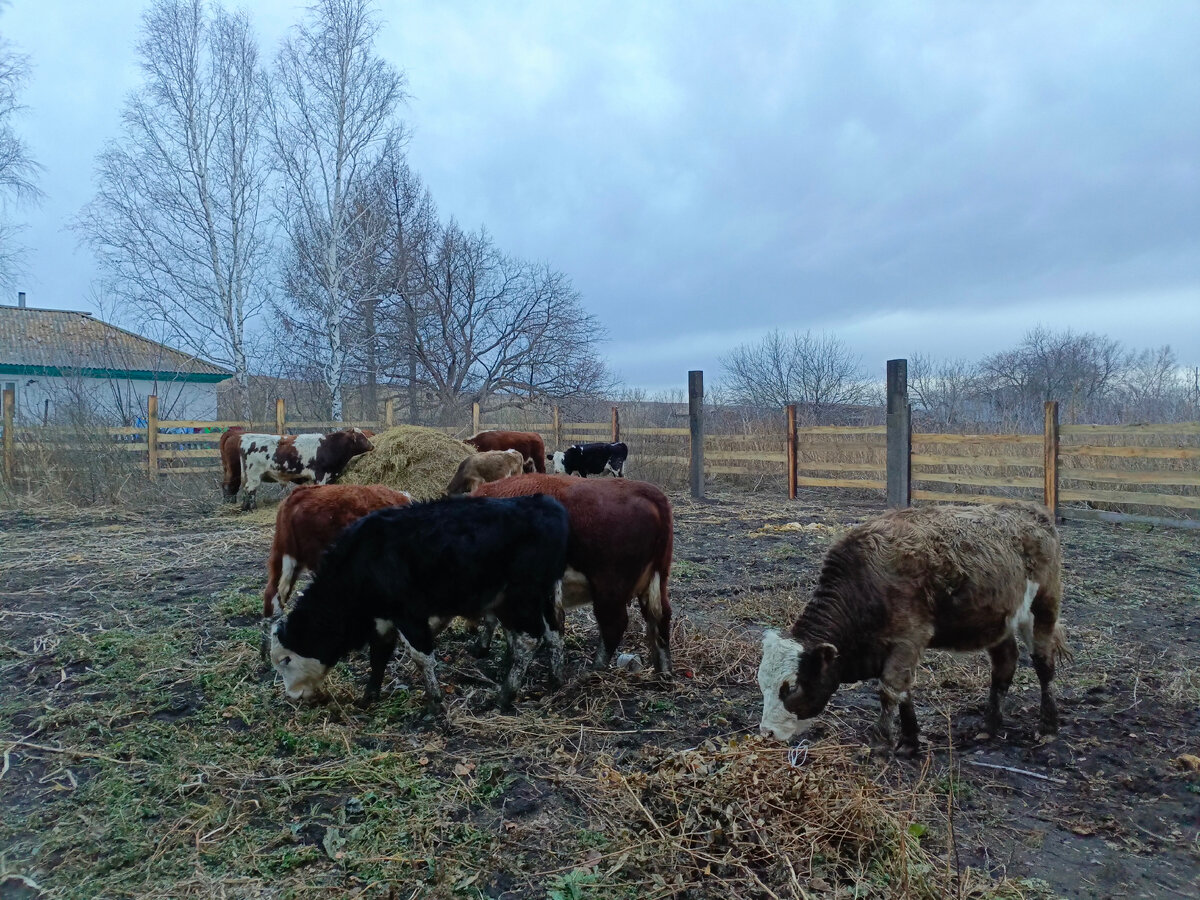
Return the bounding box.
[0,306,231,383]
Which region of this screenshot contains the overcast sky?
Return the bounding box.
[3,1,1198,390]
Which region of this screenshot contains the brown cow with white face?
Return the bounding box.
[221,427,374,510]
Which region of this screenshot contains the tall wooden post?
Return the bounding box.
[688,370,705,499]
[146,394,159,480]
[786,403,797,501]
[1043,400,1060,520]
[611,406,620,442]
[2,387,14,487]
[552,405,561,451]
[886,359,911,508]
[384,398,395,428]
[275,398,285,436]
[471,402,481,435]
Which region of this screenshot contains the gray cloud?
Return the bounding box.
[4,1,1198,390]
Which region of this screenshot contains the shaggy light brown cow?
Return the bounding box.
[759,501,1069,750]
[465,430,546,473]
[445,449,534,495]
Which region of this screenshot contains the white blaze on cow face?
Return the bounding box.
[550,451,566,474]
[758,629,810,741]
[270,622,330,700]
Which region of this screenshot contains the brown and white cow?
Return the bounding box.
[465,430,546,474]
[445,449,534,495]
[758,501,1069,750]
[263,483,413,618]
[221,427,374,510]
[473,474,674,675]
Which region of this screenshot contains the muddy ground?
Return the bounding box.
[0,488,1197,899]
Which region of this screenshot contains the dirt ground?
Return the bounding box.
[1,487,1197,899]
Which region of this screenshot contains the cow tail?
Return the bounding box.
[1051,624,1073,665]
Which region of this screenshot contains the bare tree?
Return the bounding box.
[909,353,982,427]
[392,221,609,421]
[0,4,42,285]
[76,0,271,417]
[268,0,407,420]
[720,329,871,418]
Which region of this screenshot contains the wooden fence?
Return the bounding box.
[3,382,1197,528]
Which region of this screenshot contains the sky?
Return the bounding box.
[2,0,1198,391]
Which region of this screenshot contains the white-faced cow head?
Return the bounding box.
[757,629,840,741]
[270,619,330,701]
[549,451,566,474]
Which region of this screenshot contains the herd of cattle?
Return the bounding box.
[219,426,1069,749]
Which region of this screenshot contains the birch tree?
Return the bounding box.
[0,5,41,285]
[77,0,271,417]
[268,0,406,420]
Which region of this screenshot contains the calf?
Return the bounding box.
[465,430,546,473]
[758,501,1069,750]
[263,483,413,618]
[269,495,569,710]
[549,441,628,478]
[223,428,374,510]
[473,474,674,675]
[445,449,534,495]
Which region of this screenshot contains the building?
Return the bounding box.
[0,298,231,424]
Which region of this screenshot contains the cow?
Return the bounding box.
[549,441,628,478]
[262,483,413,618]
[269,494,569,711]
[465,430,546,474]
[445,449,534,495]
[472,474,674,675]
[221,428,374,510]
[758,501,1069,751]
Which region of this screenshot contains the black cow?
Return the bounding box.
[549,441,628,477]
[268,494,569,710]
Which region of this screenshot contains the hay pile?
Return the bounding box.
[340,425,473,500]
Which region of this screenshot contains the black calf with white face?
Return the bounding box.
[269,494,570,710]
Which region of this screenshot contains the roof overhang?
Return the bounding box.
[0,364,231,383]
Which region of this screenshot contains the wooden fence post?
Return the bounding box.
[553,405,561,451]
[472,402,481,435]
[786,403,797,501]
[689,370,705,499]
[2,386,13,487]
[611,406,620,442]
[886,359,911,508]
[147,394,159,479]
[275,398,285,436]
[1044,400,1059,520]
[384,398,395,428]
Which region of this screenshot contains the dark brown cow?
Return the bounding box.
[465,430,546,474]
[758,501,1069,750]
[473,474,674,674]
[445,449,535,495]
[263,483,413,617]
[220,428,374,510]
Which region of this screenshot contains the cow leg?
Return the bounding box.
[636,572,672,677]
[593,600,627,670]
[1031,621,1060,737]
[985,636,1019,735]
[469,613,499,658]
[497,631,539,711]
[364,626,399,704]
[543,582,566,688]
[877,647,921,751]
[396,621,442,711]
[240,470,261,511]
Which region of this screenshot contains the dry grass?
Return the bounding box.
[340,425,473,500]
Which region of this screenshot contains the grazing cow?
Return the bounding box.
[263,483,413,618]
[221,428,374,510]
[473,474,674,675]
[465,430,546,473]
[269,495,569,710]
[758,501,1069,750]
[445,449,534,495]
[549,441,629,478]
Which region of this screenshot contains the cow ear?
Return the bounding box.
[812,642,838,676]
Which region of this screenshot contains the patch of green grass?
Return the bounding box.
[672,558,713,579]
